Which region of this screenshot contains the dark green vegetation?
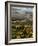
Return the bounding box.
[10,18,33,39]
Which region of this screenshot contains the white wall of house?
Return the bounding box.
[37,3,38,42]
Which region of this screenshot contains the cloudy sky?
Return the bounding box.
[11,7,33,14]
[11,7,33,20]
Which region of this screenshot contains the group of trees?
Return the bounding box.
[11,24,33,39]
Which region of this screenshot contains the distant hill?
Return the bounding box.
[11,13,32,21]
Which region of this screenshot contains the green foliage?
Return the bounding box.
[10,19,33,39]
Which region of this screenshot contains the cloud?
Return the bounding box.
[12,7,33,14]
